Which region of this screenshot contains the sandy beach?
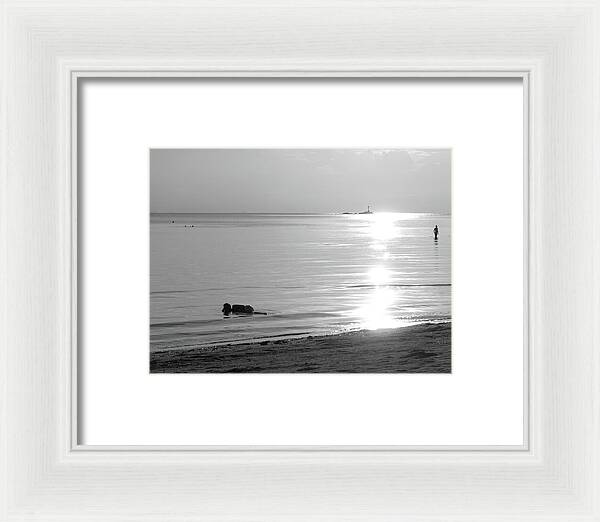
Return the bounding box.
[150,322,451,373]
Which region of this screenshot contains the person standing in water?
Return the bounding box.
[433,225,439,240]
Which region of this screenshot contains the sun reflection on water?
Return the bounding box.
[356,213,405,330]
[366,212,401,241]
[368,265,390,285]
[357,287,402,330]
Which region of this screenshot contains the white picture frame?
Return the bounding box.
[2,1,598,520]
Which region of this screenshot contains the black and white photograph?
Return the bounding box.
[150,148,451,373]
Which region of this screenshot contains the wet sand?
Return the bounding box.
[150,322,451,373]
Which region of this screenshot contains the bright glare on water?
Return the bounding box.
[150,212,450,351]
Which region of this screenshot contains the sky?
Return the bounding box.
[150,148,451,214]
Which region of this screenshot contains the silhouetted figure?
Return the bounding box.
[433,225,439,240]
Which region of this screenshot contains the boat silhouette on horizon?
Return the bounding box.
[343,205,374,215]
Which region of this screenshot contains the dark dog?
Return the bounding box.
[222,303,254,315]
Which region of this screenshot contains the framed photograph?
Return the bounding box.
[149,147,452,374]
[2,1,599,520]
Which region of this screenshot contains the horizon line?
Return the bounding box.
[150,211,451,215]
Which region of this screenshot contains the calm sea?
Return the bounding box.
[150,213,451,352]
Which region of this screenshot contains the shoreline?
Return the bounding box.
[150,322,451,373]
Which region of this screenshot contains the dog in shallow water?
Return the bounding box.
[222,303,267,316]
[222,303,254,315]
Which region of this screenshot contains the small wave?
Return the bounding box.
[150,311,338,329]
[151,318,225,328]
[151,289,191,295]
[151,320,452,353]
[151,284,307,296]
[151,283,449,296]
[347,283,451,289]
[151,330,315,352]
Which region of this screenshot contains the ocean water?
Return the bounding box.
[150,213,451,352]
